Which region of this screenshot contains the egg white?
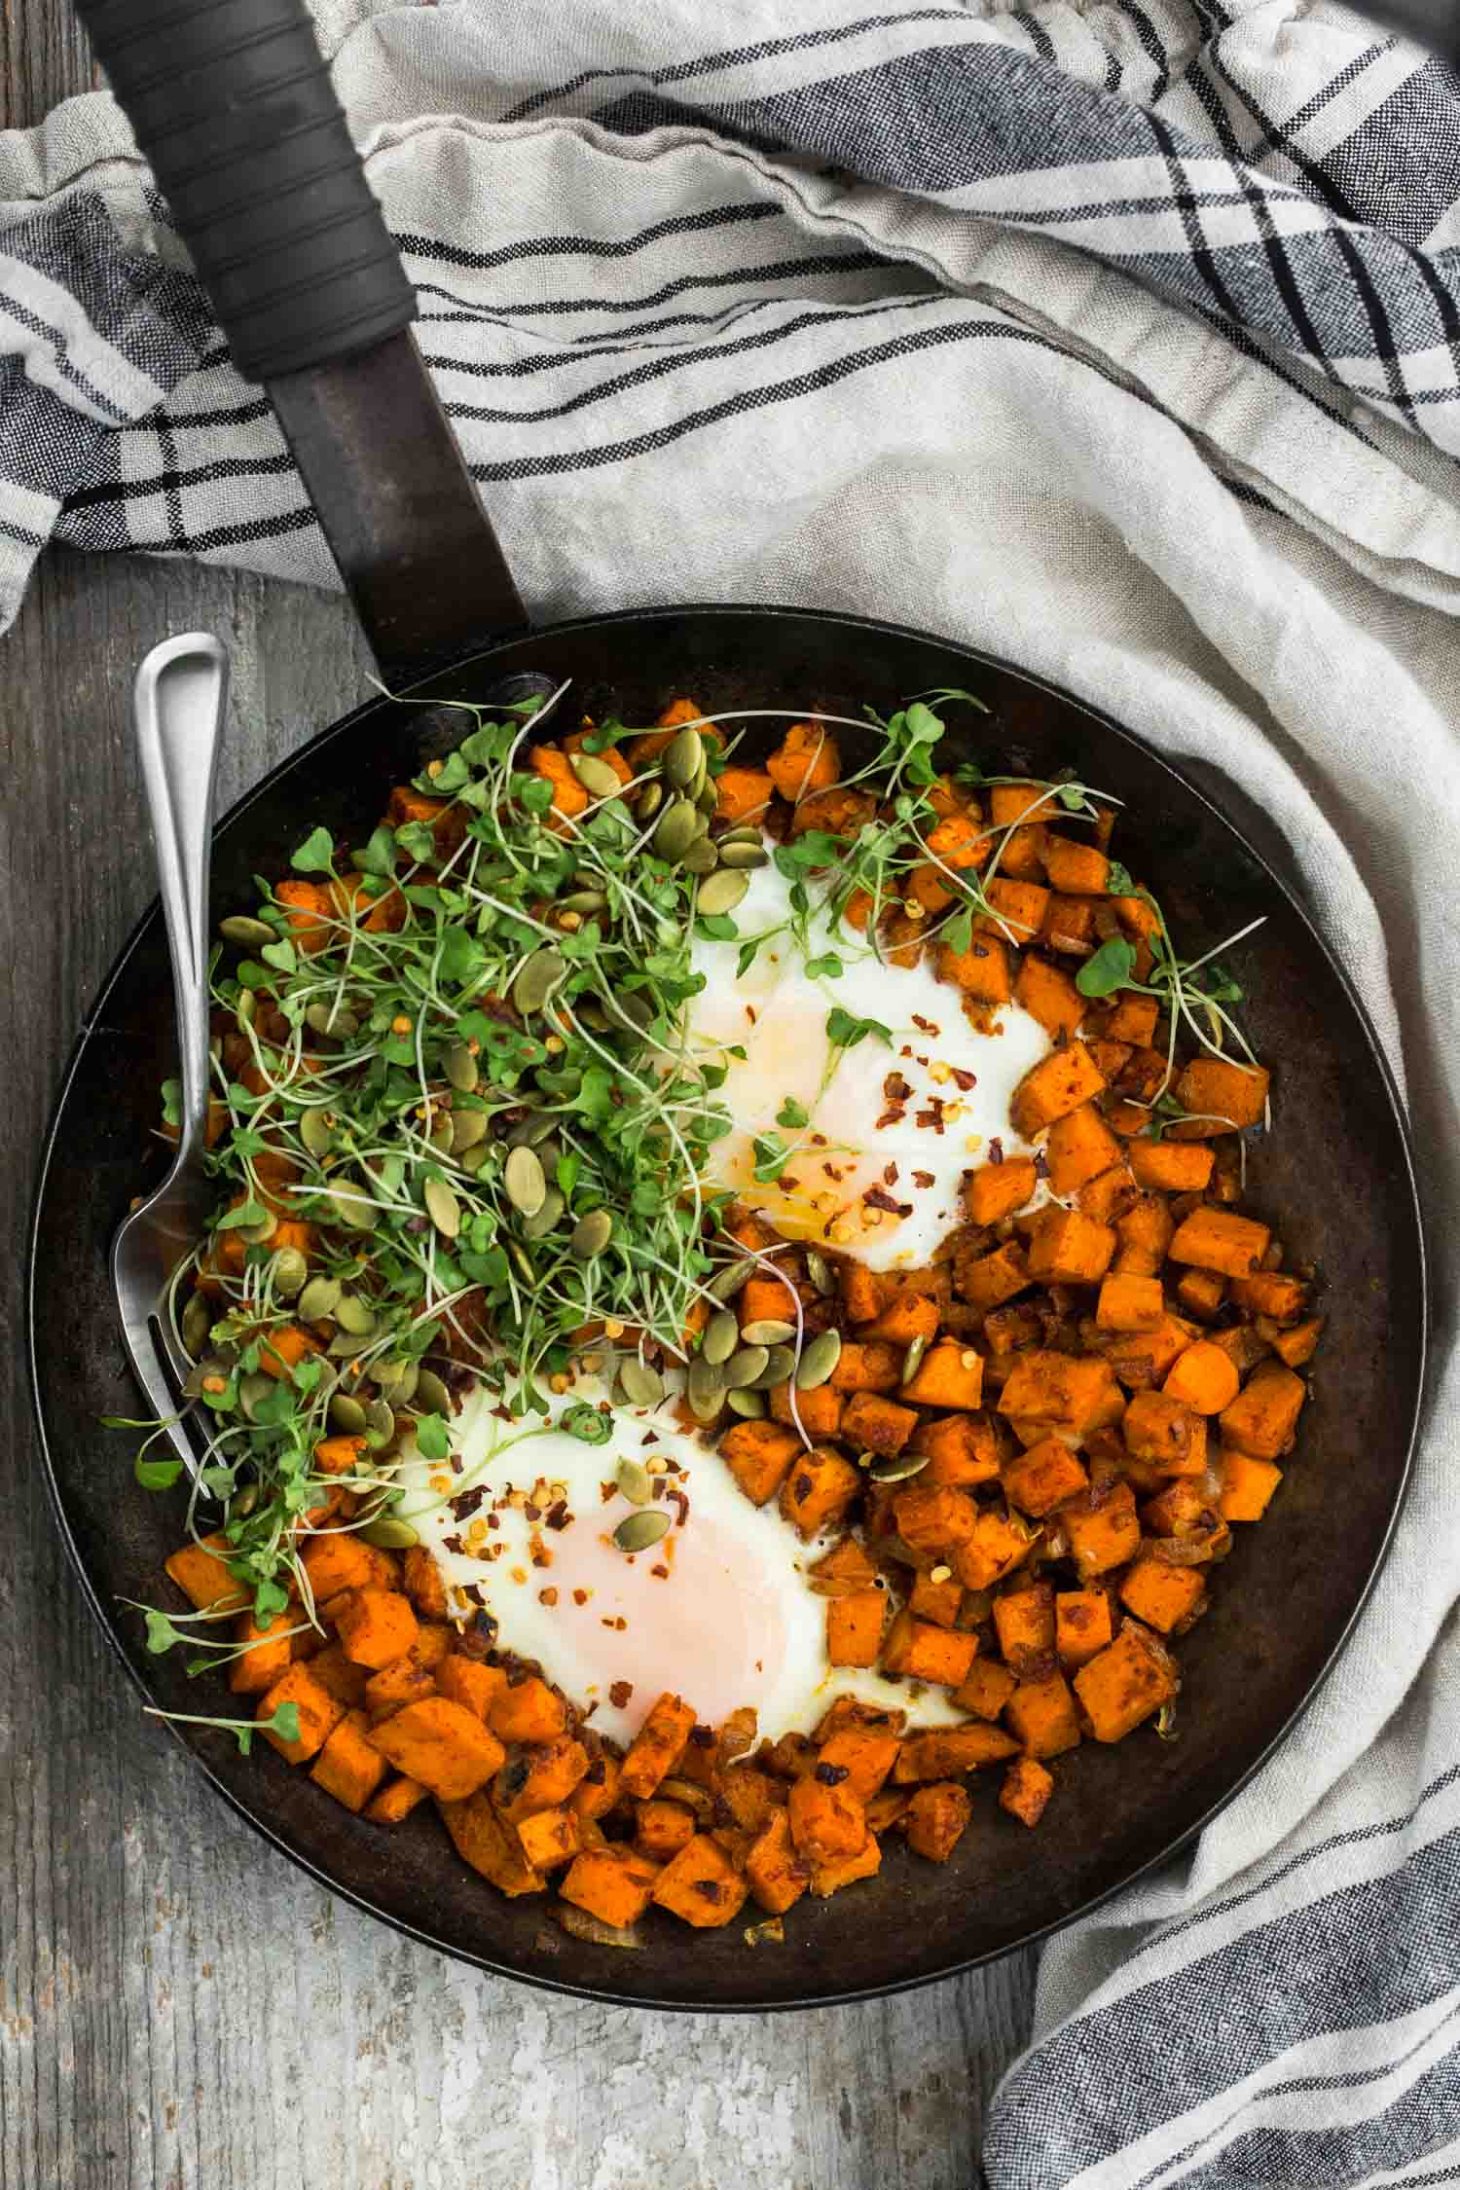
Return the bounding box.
[687,855,1049,1270]
[398,1381,962,1747]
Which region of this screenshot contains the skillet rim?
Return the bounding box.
[25,600,1428,2013]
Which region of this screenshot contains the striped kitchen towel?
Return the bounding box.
[4,3,1460,2183]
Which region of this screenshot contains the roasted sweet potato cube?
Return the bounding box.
[997,1350,1122,1433]
[1168,1058,1270,1136]
[768,1380,844,1440]
[1027,1207,1117,1287]
[488,1674,567,1745]
[516,1805,583,1872]
[308,1641,370,1708]
[880,1611,978,1687]
[495,1735,590,1824]
[808,1537,879,1595]
[1124,1390,1208,1474]
[1005,1673,1082,1758]
[991,1582,1056,1679]
[652,1835,750,1928]
[401,1545,449,1620]
[559,1843,657,1925]
[780,1446,862,1538]
[965,1155,1038,1226]
[228,1609,295,1696]
[310,1707,389,1812]
[937,933,1012,1004]
[1101,1314,1194,1392]
[436,1655,508,1723]
[1044,1104,1122,1196]
[714,766,774,825]
[1163,1339,1241,1416]
[863,1290,942,1350]
[954,1658,1018,1719]
[1041,836,1110,894]
[1220,1360,1307,1458]
[165,1532,248,1613]
[830,1341,903,1394]
[893,1723,1020,1782]
[1231,1271,1311,1325]
[618,1691,697,1800]
[570,1752,622,1823]
[842,1390,919,1456]
[745,1807,810,1915]
[257,1662,346,1764]
[841,1262,888,1323]
[441,1791,546,1894]
[891,1483,979,1554]
[1010,1043,1105,1138]
[1128,1140,1214,1193]
[909,1569,965,1627]
[903,1781,972,1863]
[332,1587,420,1671]
[364,1774,430,1825]
[634,1797,698,1861]
[1120,1559,1207,1635]
[810,1835,883,1896]
[999,1755,1054,1828]
[1168,1206,1272,1278]
[954,1508,1034,1591]
[362,1655,435,1722]
[818,1723,902,1800]
[1015,953,1085,1039]
[1114,1193,1175,1278]
[1001,1436,1089,1518]
[300,1531,395,1606]
[1055,1588,1114,1669]
[719,1418,801,1506]
[910,1412,1001,1486]
[1218,1450,1283,1520]
[1077,1162,1140,1226]
[368,1697,506,1800]
[826,1591,886,1667]
[956,1238,1033,1313]
[1096,1273,1166,1332]
[1074,1618,1178,1742]
[1062,1481,1141,1577]
[977,876,1050,940]
[788,1773,868,1863]
[715,1764,780,1835]
[1175,1267,1227,1322]
[766,719,840,802]
[900,1338,985,1410]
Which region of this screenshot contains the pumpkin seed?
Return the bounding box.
[652,798,699,862]
[606,990,654,1034]
[682,834,720,876]
[869,1450,931,1483]
[796,1328,842,1389]
[507,1239,537,1285]
[304,1001,358,1041]
[220,914,277,948]
[429,1114,455,1155]
[614,1509,671,1555]
[634,781,664,823]
[723,1344,769,1391]
[687,1353,725,1413]
[328,1391,369,1435]
[698,868,751,918]
[334,1293,376,1336]
[180,1291,211,1358]
[900,1334,930,1386]
[708,1260,753,1303]
[327,1182,379,1231]
[717,840,768,871]
[664,726,704,790]
[360,1514,420,1550]
[616,1458,653,1506]
[299,1106,335,1160]
[232,1482,259,1518]
[753,1344,796,1390]
[512,946,566,1016]
[445,1043,478,1093]
[375,1358,418,1405]
[726,1387,766,1419]
[238,1371,274,1423]
[510,1110,561,1148]
[741,1317,795,1348]
[805,1250,836,1297]
[719,824,763,847]
[571,752,627,800]
[328,1328,377,1360]
[234,989,256,1032]
[701,1309,740,1366]
[461,1142,491,1176]
[298,1276,341,1326]
[182,1352,231,1399]
[522,1187,565,1241]
[239,1211,277,1247]
[694,779,718,816]
[270,1245,308,1300]
[424,1177,461,1239]
[560,888,609,915]
[570,1209,614,1261]
[365,1398,397,1450]
[414,1368,453,1417]
[504,1144,547,1217]
[617,1359,665,1408]
[448,1108,488,1155]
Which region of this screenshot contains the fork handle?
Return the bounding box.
[134,636,228,1165]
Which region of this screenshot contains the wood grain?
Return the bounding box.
[0,25,1038,2188]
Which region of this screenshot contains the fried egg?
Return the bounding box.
[399,1381,962,1747]
[687,856,1050,1270]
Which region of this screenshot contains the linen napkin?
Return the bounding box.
[5,3,1459,2182]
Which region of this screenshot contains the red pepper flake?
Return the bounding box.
[600,1615,628,1631]
[913,1169,935,1189]
[545,1501,571,1531]
[609,1680,634,1709]
[814,1761,850,1785]
[524,1502,542,1523]
[668,1488,690,1527]
[864,1184,912,1216]
[989,1137,1005,1164]
[912,1014,940,1036]
[883,1162,900,1186]
[651,1563,670,1579]
[883,1071,913,1105]
[487,1511,500,1530]
[450,1485,487,1520]
[950,1065,977,1092]
[538,1586,559,1607]
[443,1532,465,1556]
[600,1480,617,1502]
[915,1100,948,1134]
[689,1724,716,1748]
[572,1587,590,1607]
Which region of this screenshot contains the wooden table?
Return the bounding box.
[0,28,1037,2189]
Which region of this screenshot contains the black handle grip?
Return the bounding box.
[75,0,416,383]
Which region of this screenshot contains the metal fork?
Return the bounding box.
[111,634,229,1485]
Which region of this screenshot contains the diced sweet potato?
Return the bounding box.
[310,1707,389,1812]
[1005,1673,1082,1758]
[1015,953,1086,1039]
[441,1792,545,1896]
[999,1755,1054,1827]
[991,1581,1056,1679]
[893,1723,1020,1782]
[620,1691,697,1800]
[863,1291,942,1350]
[331,1587,420,1671]
[1044,1105,1122,1196]
[1100,1314,1195,1393]
[516,1805,584,1872]
[362,1655,435,1722]
[308,1642,370,1708]
[953,1658,1019,1719]
[1127,1140,1215,1193]
[1055,1588,1114,1669]
[1220,1361,1306,1459]
[1119,1560,1207,1635]
[367,1696,506,1799]
[1077,1163,1140,1226]
[808,1537,880,1595]
[891,1483,979,1554]
[880,1611,978,1687]
[818,1722,902,1800]
[768,1380,844,1440]
[830,1341,904,1394]
[1062,1481,1142,1577]
[1010,1043,1105,1138]
[300,1532,395,1606]
[977,877,1050,941]
[965,1155,1038,1226]
[1114,1194,1175,1277]
[1074,1618,1178,1742]
[715,767,774,825]
[780,1446,862,1538]
[738,1273,799,1330]
[1168,1058,1270,1136]
[903,1781,972,1862]
[766,721,840,803]
[257,1662,346,1764]
[788,1775,868,1865]
[909,1568,965,1627]
[1230,1271,1310,1325]
[488,1674,567,1745]
[652,1834,751,1928]
[937,933,1012,1005]
[810,1834,884,1896]
[956,1238,1033,1313]
[560,1843,658,1926]
[910,1412,1001,1486]
[1162,1339,1241,1415]
[364,1775,431,1825]
[1124,1390,1209,1475]
[842,1390,919,1456]
[634,1797,698,1861]
[570,1753,622,1823]
[1218,1450,1283,1520]
[165,1533,247,1613]
[996,1350,1122,1433]
[1168,1206,1272,1278]
[312,1434,366,1478]
[719,1418,802,1506]
[954,1507,1035,1591]
[990,782,1051,828]
[401,1545,449,1620]
[1096,1273,1165,1332]
[495,1735,590,1824]
[1002,1437,1089,1518]
[745,1808,810,1915]
[826,1591,886,1667]
[1027,1208,1117,1287]
[436,1655,508,1723]
[228,1609,295,1696]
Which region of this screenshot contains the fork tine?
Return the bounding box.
[117,1300,213,1487]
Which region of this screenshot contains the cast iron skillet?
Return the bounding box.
[28,0,1425,2009]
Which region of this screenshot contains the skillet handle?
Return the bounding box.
[73,0,529,680]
